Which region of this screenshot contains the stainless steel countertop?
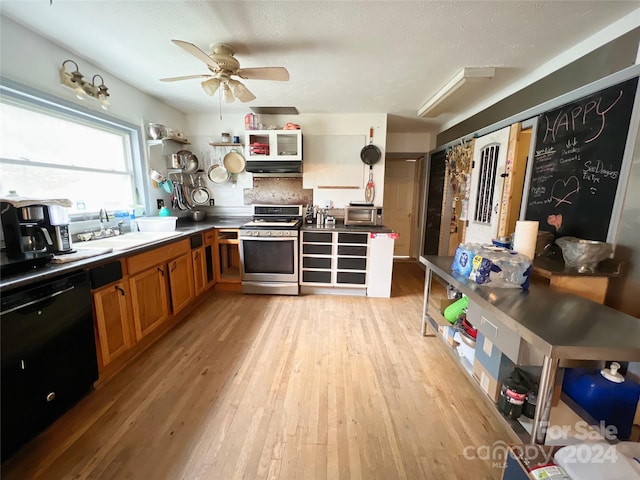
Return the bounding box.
[425,255,640,361]
[0,217,251,291]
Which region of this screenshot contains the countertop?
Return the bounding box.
[424,255,640,361]
[0,216,251,292]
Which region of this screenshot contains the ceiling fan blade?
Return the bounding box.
[160,74,212,82]
[237,67,289,81]
[171,39,221,70]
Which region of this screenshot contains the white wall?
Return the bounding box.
[386,132,434,153]
[0,15,186,130]
[187,112,388,208]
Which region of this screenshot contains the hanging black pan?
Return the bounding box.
[360,128,380,203]
[360,127,381,165]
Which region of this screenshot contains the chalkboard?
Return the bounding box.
[525,77,638,241]
[423,149,447,256]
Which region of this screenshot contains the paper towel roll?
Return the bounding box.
[512,221,539,260]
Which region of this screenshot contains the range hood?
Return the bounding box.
[245,160,302,177]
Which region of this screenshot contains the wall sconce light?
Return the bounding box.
[417,67,495,118]
[59,60,111,110]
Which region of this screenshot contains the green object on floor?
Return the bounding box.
[444,296,468,323]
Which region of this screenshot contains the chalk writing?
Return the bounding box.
[542,90,624,144]
[560,154,580,164]
[550,176,580,207]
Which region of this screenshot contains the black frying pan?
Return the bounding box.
[360,127,381,165]
[360,128,380,203]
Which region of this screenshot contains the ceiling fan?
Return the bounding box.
[160,40,289,103]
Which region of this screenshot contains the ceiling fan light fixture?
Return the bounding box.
[221,82,235,103]
[201,77,220,96]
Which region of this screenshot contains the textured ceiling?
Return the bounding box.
[1,1,638,133]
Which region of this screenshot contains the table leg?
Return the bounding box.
[531,355,559,444]
[421,266,432,336]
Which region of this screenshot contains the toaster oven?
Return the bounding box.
[344,206,383,226]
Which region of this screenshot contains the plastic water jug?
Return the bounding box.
[562,362,640,440]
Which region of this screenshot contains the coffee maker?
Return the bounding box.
[1,202,54,273]
[42,205,74,254]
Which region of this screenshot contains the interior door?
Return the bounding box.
[383,158,417,256]
[465,126,511,244]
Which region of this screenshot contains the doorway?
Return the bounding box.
[383,157,421,257]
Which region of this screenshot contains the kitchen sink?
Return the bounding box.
[73,231,182,251]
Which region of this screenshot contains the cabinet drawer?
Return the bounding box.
[204,229,215,244]
[467,300,521,363]
[303,232,333,243]
[337,271,366,285]
[303,257,332,269]
[303,244,332,255]
[338,233,368,244]
[127,239,190,275]
[302,270,332,284]
[337,257,367,270]
[337,245,367,256]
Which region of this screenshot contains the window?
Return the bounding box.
[0,80,143,217]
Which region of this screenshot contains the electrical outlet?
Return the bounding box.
[209,199,215,206]
[157,199,165,209]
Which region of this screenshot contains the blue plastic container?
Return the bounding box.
[562,362,640,440]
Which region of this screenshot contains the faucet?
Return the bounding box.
[98,208,110,237]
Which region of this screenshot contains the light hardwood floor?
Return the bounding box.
[2,262,511,479]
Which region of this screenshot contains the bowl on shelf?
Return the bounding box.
[555,236,613,273]
[146,123,167,140]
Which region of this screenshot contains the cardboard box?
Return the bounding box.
[473,360,501,403]
[438,325,460,348]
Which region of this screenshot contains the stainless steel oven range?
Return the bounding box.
[239,205,303,295]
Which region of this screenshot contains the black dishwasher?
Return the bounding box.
[1,271,99,461]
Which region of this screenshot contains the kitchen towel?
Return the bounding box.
[512,220,539,261]
[51,248,113,263]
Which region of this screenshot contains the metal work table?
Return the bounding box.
[421,255,640,444]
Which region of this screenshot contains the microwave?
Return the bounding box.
[344,206,383,226]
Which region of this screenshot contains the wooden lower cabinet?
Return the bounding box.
[192,247,207,296]
[129,265,171,341]
[91,237,214,380]
[168,253,194,314]
[93,280,133,368]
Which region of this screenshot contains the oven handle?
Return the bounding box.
[0,285,75,316]
[239,236,298,241]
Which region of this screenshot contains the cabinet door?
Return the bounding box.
[192,247,207,296]
[168,253,194,315]
[129,266,170,341]
[93,281,133,368]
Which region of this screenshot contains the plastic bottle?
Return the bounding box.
[130,210,137,232]
[562,362,640,440]
[159,206,171,217]
[244,113,254,130]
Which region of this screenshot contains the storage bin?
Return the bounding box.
[134,216,177,232]
[562,363,640,440]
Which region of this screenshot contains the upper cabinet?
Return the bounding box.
[244,130,302,161]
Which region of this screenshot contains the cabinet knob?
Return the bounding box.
[115,285,125,296]
[46,392,56,402]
